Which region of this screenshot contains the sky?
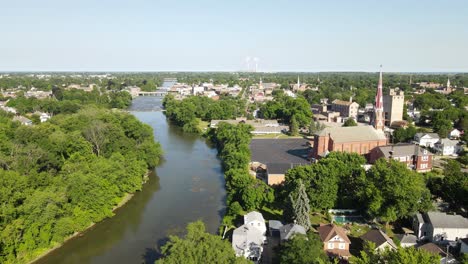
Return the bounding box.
[1,0,468,72]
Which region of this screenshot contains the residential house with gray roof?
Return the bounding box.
[232,211,267,262]
[414,212,468,242]
[369,144,433,172]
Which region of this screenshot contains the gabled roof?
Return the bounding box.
[375,144,432,158]
[315,126,387,143]
[332,99,357,106]
[244,211,265,225]
[317,224,351,243]
[436,138,459,147]
[418,243,447,257]
[361,229,397,249]
[424,212,468,229]
[279,223,307,241]
[415,133,439,140]
[269,220,283,230]
[395,234,417,245]
[232,224,264,255]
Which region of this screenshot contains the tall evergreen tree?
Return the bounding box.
[289,180,311,230]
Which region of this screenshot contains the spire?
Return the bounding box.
[375,65,383,110]
[297,75,300,88]
[373,65,385,131]
[447,78,450,88]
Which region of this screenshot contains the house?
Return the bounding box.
[433,139,460,156]
[414,133,440,148]
[279,223,306,242]
[395,234,418,248]
[449,129,461,140]
[268,220,283,237]
[317,224,351,259]
[418,243,449,264]
[311,125,387,160]
[360,229,397,251]
[369,144,433,172]
[13,116,33,126]
[331,99,359,119]
[39,113,51,123]
[232,211,267,262]
[413,212,468,242]
[461,238,468,254]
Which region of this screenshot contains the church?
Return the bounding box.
[311,68,389,160]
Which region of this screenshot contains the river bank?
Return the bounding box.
[29,185,142,264]
[35,99,226,264]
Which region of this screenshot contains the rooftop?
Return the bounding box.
[244,211,265,225]
[315,125,387,143]
[424,212,468,229]
[376,144,432,158]
[279,223,307,241]
[332,99,356,106]
[317,224,351,244]
[360,229,397,249]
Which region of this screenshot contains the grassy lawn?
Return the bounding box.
[260,206,284,221]
[348,224,371,237]
[310,212,329,227]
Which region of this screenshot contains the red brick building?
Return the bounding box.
[311,126,388,160]
[369,144,433,172]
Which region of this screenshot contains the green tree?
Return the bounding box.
[440,160,468,211]
[288,180,311,230]
[290,115,299,136]
[156,221,249,264]
[279,233,330,264]
[343,118,357,127]
[350,241,440,264]
[358,159,432,223]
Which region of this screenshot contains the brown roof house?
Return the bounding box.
[318,224,351,259]
[369,144,433,172]
[360,229,397,252]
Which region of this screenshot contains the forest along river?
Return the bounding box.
[35,97,226,264]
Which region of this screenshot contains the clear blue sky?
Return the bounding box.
[1,0,467,72]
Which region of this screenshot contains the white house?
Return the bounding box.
[13,116,33,126]
[39,113,51,123]
[449,129,461,139]
[434,139,460,156]
[414,133,440,148]
[414,212,468,242]
[232,211,266,262]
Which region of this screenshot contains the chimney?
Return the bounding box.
[349,96,352,103]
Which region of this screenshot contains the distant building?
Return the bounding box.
[369,144,433,172]
[311,126,387,160]
[13,116,33,126]
[331,99,359,119]
[414,133,440,148]
[372,68,385,131]
[413,212,468,242]
[448,129,461,140]
[383,89,404,127]
[210,119,286,135]
[433,139,461,156]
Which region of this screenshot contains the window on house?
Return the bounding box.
[339,243,345,249]
[422,156,428,161]
[421,163,428,169]
[328,243,334,249]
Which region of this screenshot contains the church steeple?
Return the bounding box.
[447,78,451,89]
[373,66,385,131]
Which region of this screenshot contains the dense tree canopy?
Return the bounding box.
[278,233,330,264]
[351,242,440,264]
[0,108,162,263]
[358,159,432,223]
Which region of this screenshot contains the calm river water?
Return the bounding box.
[35,97,226,264]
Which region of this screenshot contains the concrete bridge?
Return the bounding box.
[137,90,168,97]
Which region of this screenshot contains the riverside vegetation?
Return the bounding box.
[0,88,162,263]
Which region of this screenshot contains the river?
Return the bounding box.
[35,97,226,264]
